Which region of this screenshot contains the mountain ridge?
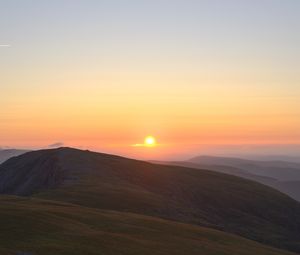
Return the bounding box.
[1,148,300,253]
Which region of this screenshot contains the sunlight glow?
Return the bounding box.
[131,136,157,148]
[144,136,156,147]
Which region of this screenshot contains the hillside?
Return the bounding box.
[1,148,300,253]
[0,196,295,255]
[274,181,300,201]
[189,156,300,180]
[152,160,300,201]
[183,156,300,202]
[151,160,276,186]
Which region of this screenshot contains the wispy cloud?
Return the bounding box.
[48,142,64,148]
[0,44,11,47]
[131,144,145,147]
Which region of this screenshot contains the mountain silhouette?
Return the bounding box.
[1,147,300,252]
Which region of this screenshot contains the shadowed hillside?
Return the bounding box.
[0,196,296,255]
[151,160,277,186]
[164,156,300,202]
[274,180,300,201]
[1,148,300,253]
[189,156,300,180]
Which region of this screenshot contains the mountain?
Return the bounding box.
[151,160,276,186]
[189,156,300,181]
[247,155,300,163]
[154,159,300,202]
[0,196,295,255]
[152,159,300,204]
[273,181,300,202]
[1,148,300,253]
[185,156,300,202]
[0,149,29,164]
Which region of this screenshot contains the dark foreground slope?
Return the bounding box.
[1,148,300,253]
[0,196,295,255]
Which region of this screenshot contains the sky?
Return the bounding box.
[1,0,300,159]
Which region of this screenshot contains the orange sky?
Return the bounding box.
[2,74,300,158]
[1,1,300,159]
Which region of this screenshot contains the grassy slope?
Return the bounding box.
[0,196,296,255]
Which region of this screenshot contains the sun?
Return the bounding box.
[131,136,158,147]
[144,136,157,147]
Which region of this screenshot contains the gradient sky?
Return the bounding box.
[1,0,300,158]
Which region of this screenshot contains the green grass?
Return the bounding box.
[0,196,296,255]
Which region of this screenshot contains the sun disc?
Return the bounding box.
[144,136,156,147]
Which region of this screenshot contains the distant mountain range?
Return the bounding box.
[0,149,29,164]
[189,156,300,180]
[153,155,300,202]
[247,155,300,163]
[0,148,300,254]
